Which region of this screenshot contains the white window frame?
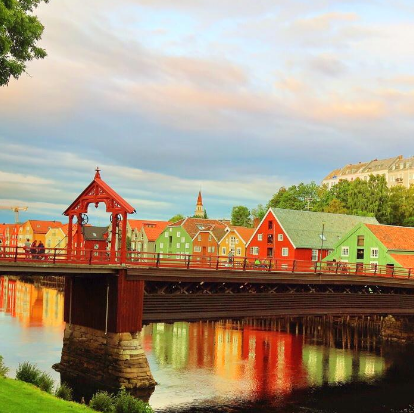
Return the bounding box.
[282,247,289,257]
[341,246,349,257]
[222,247,226,255]
[278,234,283,241]
[198,235,201,241]
[370,261,378,271]
[176,243,180,248]
[311,249,318,262]
[258,234,263,241]
[165,232,168,238]
[185,243,189,249]
[370,248,379,259]
[211,246,215,253]
[194,246,201,252]
[160,242,164,248]
[208,246,211,253]
[250,246,259,256]
[177,231,181,237]
[236,247,241,256]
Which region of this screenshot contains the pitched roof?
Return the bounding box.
[128,219,146,232]
[229,226,255,244]
[271,208,379,249]
[141,221,170,241]
[27,220,63,234]
[366,224,414,251]
[361,156,400,173]
[82,226,108,241]
[390,254,414,269]
[167,217,225,238]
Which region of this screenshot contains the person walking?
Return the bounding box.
[30,240,38,259]
[37,241,45,260]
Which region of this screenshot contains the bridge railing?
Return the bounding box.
[0,245,412,279]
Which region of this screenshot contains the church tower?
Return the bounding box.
[194,191,204,218]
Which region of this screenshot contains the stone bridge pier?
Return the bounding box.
[55,270,155,390]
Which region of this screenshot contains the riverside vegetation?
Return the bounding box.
[0,356,154,413]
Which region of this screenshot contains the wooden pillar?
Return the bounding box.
[76,214,82,259]
[67,215,73,259]
[110,214,117,263]
[121,211,127,263]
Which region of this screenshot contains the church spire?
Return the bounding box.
[194,191,204,217]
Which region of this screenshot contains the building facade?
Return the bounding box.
[219,226,255,260]
[131,220,169,254]
[322,155,414,188]
[246,208,379,262]
[192,224,227,258]
[324,223,414,270]
[18,220,63,247]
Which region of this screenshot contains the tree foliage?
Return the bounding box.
[265,175,414,226]
[231,205,251,227]
[169,214,184,223]
[0,0,48,86]
[251,204,266,221]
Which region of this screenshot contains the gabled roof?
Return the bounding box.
[64,170,135,216]
[128,219,146,232]
[390,254,414,268]
[82,226,108,241]
[366,224,414,251]
[271,208,379,249]
[193,223,227,243]
[228,226,255,244]
[141,221,170,241]
[167,217,226,239]
[27,220,63,234]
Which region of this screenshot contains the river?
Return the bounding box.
[1,276,414,413]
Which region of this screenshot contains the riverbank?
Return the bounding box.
[0,377,95,413]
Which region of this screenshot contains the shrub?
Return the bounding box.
[0,356,9,378]
[55,382,73,401]
[89,391,114,412]
[37,372,54,393]
[16,362,41,385]
[114,389,154,413]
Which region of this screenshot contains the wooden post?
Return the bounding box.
[76,214,82,260]
[67,215,73,260]
[110,214,117,263]
[121,211,127,263]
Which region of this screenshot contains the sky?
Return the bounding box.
[1,0,414,224]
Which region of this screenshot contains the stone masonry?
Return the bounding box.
[55,324,156,390]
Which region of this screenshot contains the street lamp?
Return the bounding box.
[320,222,326,262]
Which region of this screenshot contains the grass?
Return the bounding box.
[0,377,96,413]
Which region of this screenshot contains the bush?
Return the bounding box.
[114,389,154,413]
[55,382,73,401]
[37,372,54,393]
[16,362,41,385]
[0,356,9,378]
[89,391,114,413]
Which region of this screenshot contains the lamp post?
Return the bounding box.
[320,222,325,262]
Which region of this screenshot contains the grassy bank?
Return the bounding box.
[0,378,95,413]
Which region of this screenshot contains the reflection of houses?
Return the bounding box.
[246,208,378,262]
[325,223,414,269]
[0,277,64,327]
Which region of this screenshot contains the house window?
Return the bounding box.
[267,234,274,244]
[371,248,379,258]
[236,247,241,256]
[311,249,318,261]
[211,246,215,253]
[181,237,185,242]
[250,246,259,255]
[267,247,273,257]
[258,234,263,241]
[357,248,364,259]
[177,232,181,237]
[268,220,273,230]
[209,234,212,241]
[357,235,364,246]
[222,247,226,255]
[185,243,189,249]
[160,242,164,248]
[198,235,201,241]
[165,232,168,238]
[176,243,180,248]
[278,234,283,241]
[341,246,349,257]
[208,246,211,253]
[282,248,288,257]
[194,246,201,252]
[370,262,378,271]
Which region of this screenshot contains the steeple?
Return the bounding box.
[194,191,204,217]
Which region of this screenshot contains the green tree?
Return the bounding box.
[1,0,49,86]
[323,198,348,214]
[251,204,266,221]
[231,205,251,227]
[268,182,319,211]
[203,210,208,219]
[169,214,184,223]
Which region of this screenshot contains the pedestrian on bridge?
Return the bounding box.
[30,240,37,259]
[24,238,31,259]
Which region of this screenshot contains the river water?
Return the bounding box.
[1,276,414,413]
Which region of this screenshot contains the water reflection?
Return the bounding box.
[0,276,400,412]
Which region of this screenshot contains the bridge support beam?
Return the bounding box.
[57,324,155,390]
[56,270,156,390]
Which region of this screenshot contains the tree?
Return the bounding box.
[251,204,266,221]
[268,182,319,211]
[231,206,251,227]
[323,198,348,214]
[169,214,184,223]
[203,210,208,219]
[1,0,49,86]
